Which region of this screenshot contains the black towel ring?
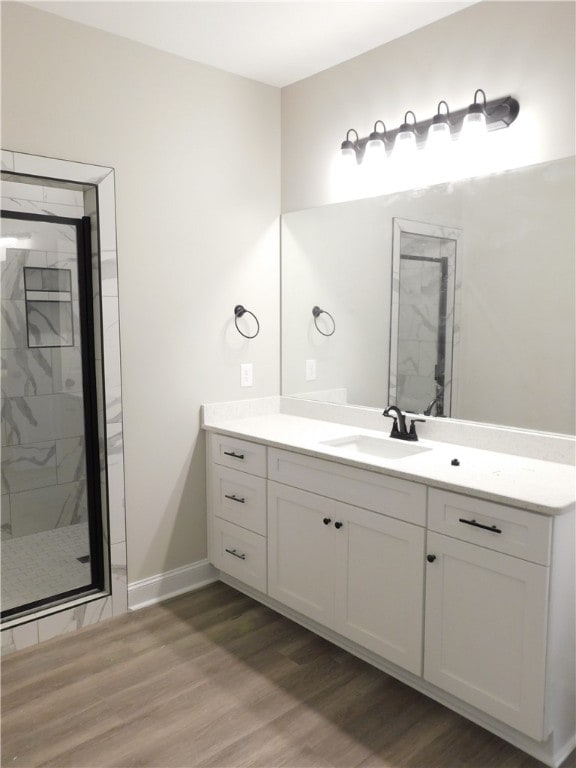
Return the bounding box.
[312,306,336,337]
[234,305,260,339]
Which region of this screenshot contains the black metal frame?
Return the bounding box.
[1,209,107,621]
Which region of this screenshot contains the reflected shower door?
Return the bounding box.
[1,211,104,619]
[396,253,449,414]
[389,219,460,417]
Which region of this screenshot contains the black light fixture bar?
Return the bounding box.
[343,92,520,162]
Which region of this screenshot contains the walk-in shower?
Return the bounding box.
[1,174,109,621]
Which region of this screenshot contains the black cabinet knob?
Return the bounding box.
[427,554,437,563]
[335,522,343,529]
[323,517,331,525]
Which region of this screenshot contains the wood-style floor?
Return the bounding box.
[2,582,575,768]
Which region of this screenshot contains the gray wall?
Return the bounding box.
[281,1,576,212]
[1,2,281,583]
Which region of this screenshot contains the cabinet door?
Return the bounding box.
[424,532,549,740]
[268,481,336,626]
[333,503,425,675]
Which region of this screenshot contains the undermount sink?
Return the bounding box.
[321,434,432,460]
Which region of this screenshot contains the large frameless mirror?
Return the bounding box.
[281,156,575,435]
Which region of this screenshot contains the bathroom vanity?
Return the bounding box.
[202,398,575,768]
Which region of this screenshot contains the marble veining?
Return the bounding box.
[27,298,74,348]
[1,441,57,494]
[1,300,27,350]
[1,348,53,396]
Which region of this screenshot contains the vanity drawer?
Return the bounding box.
[210,465,266,536]
[428,490,551,565]
[268,448,426,526]
[211,517,267,593]
[210,433,267,478]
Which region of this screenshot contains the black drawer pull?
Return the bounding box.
[459,518,502,534]
[334,521,343,530]
[225,548,246,560]
[223,451,245,460]
[224,494,246,504]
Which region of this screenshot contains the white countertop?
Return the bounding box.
[202,412,576,516]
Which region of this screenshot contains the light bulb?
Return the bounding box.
[461,110,487,142]
[360,137,387,196]
[393,130,416,159]
[331,145,360,201]
[363,137,387,168]
[457,97,489,179]
[339,146,358,173]
[426,121,451,152]
[461,91,488,147]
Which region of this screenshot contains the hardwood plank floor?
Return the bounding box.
[1,582,575,768]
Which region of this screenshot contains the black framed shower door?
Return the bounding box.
[1,210,107,620]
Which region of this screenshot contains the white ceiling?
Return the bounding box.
[27,1,474,87]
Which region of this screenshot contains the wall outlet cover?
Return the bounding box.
[240,363,253,387]
[305,359,317,381]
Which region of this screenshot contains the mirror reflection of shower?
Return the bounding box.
[389,219,460,418]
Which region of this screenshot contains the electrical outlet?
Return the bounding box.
[240,363,253,387]
[305,359,317,381]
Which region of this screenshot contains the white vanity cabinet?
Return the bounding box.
[268,481,425,675]
[423,490,553,741]
[205,431,575,767]
[207,434,267,592]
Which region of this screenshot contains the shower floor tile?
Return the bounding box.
[1,523,91,613]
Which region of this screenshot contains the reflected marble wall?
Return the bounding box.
[393,226,458,417]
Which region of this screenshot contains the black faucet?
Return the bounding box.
[383,405,425,442]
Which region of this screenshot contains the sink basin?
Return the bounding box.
[321,434,432,460]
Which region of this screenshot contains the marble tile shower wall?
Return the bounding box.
[1,151,127,653]
[1,182,87,540]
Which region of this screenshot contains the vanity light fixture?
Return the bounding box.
[339,89,519,164]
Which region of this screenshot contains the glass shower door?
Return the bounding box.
[1,211,104,619]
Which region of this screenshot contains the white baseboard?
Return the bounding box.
[128,559,218,611]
